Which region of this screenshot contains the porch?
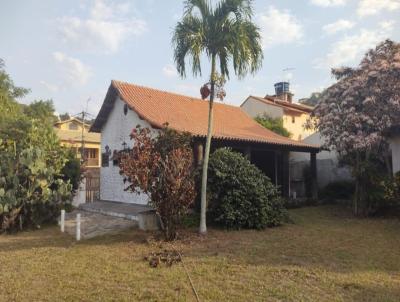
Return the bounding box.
[193,138,319,199]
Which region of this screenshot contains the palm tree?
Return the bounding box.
[172,0,263,234]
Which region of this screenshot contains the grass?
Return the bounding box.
[1,205,400,301]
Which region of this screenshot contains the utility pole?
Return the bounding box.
[282,67,295,83]
[81,110,85,163]
[80,98,91,164]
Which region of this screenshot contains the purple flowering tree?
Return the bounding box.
[307,40,400,216]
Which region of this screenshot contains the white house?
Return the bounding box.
[90,80,320,204]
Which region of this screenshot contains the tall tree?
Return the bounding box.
[23,100,58,124]
[0,61,73,232]
[307,40,400,216]
[172,0,263,234]
[0,59,30,99]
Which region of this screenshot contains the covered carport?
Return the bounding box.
[193,138,320,199]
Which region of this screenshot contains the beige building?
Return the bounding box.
[240,82,315,141]
[54,118,101,168]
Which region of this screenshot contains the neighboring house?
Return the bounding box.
[90,80,320,205]
[290,132,352,197]
[240,82,315,141]
[54,118,101,168]
[387,125,400,175]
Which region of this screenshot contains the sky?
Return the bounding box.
[1,0,399,117]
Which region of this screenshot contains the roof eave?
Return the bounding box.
[192,134,320,152]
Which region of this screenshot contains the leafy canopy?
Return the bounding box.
[0,60,74,232]
[307,40,400,153]
[172,0,263,79]
[255,114,292,138]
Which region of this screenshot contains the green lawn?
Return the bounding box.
[1,205,400,301]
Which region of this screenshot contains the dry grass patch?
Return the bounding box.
[1,205,400,301]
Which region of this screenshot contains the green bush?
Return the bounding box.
[320,181,355,201]
[61,151,82,194]
[0,62,74,232]
[207,148,287,229]
[375,172,400,210]
[0,132,72,232]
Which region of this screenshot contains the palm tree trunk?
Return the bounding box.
[199,54,216,235]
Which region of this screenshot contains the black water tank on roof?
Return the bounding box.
[274,82,290,95]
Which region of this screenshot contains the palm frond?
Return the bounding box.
[172,0,263,80]
[184,0,211,20]
[172,15,206,77]
[214,0,253,21]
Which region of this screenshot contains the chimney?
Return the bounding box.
[273,82,293,103]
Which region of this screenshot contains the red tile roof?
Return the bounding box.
[91,80,319,151]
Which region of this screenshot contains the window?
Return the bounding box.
[101,153,109,167]
[69,122,78,130]
[85,148,97,159]
[123,103,128,115]
[292,116,295,123]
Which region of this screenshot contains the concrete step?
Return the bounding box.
[78,201,159,231]
[59,211,138,239]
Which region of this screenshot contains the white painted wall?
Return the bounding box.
[100,97,154,204]
[390,136,400,175]
[291,132,337,161]
[290,132,352,194]
[241,97,284,119]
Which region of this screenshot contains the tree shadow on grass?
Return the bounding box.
[177,205,400,274]
[0,225,154,252]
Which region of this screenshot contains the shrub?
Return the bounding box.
[61,150,82,194]
[255,114,292,138]
[372,172,400,212]
[0,134,72,232]
[119,126,196,241]
[207,148,287,229]
[320,181,355,201]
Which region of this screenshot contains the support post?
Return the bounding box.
[310,152,318,201]
[274,151,278,186]
[244,146,251,162]
[76,213,81,241]
[194,141,204,166]
[282,151,290,198]
[60,210,65,233]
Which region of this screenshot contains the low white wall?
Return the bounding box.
[290,132,352,196]
[72,178,86,207]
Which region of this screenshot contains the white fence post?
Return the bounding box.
[76,213,81,241]
[60,210,65,233]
